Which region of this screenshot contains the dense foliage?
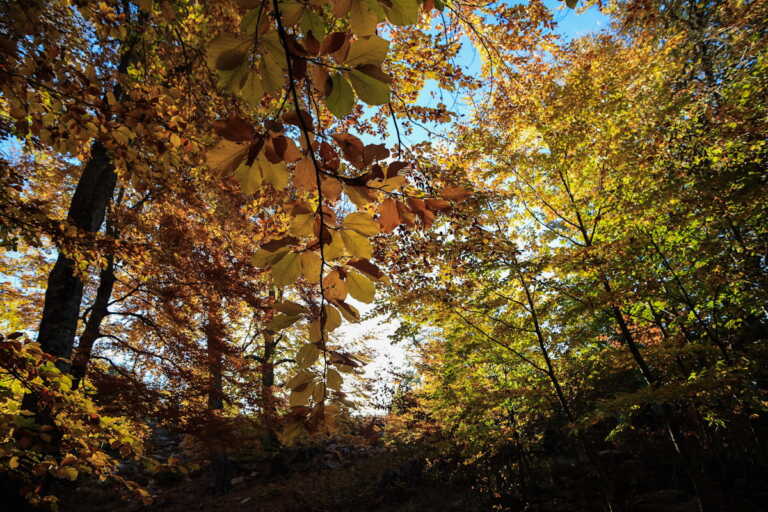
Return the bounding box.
[0,0,766,510]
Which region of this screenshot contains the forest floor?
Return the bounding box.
[57,430,768,512]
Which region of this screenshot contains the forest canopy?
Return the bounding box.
[1,0,767,510]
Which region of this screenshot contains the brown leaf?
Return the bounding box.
[282,110,314,131]
[425,198,451,211]
[441,185,472,202]
[347,258,384,280]
[321,176,343,203]
[323,270,347,300]
[407,197,435,228]
[363,144,389,167]
[212,116,254,142]
[320,32,348,56]
[294,157,317,191]
[304,34,320,55]
[396,201,417,227]
[261,236,299,252]
[379,198,400,233]
[308,64,331,96]
[387,161,409,178]
[320,142,340,171]
[332,133,365,169]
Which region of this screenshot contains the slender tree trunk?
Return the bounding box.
[71,252,116,389]
[260,332,280,450]
[205,303,233,495]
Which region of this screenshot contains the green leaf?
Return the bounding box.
[239,71,265,107]
[261,51,285,93]
[271,252,301,287]
[234,160,263,195]
[347,269,375,303]
[326,73,355,119]
[349,0,379,35]
[347,69,390,105]
[301,9,327,39]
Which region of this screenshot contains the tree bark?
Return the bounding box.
[71,252,116,389]
[36,140,117,363]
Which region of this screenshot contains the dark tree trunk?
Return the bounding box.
[71,251,116,389]
[36,141,117,364]
[205,305,234,495]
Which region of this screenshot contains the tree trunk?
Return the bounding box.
[205,304,233,495]
[36,140,117,363]
[71,252,116,389]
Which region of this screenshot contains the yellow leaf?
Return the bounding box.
[289,213,315,237]
[290,383,314,406]
[258,152,290,190]
[235,160,263,195]
[341,229,373,259]
[301,251,322,283]
[347,270,375,303]
[323,304,342,332]
[56,466,78,481]
[324,230,347,260]
[252,248,288,267]
[327,368,343,390]
[9,456,19,469]
[271,252,301,287]
[274,301,308,315]
[343,212,379,236]
[286,370,314,390]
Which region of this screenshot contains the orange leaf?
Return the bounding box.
[379,198,400,233]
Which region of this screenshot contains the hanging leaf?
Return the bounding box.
[274,301,308,315]
[326,73,355,118]
[349,0,379,35]
[341,229,373,259]
[347,269,375,303]
[297,342,321,368]
[301,251,323,283]
[384,0,420,25]
[379,198,400,233]
[271,252,301,287]
[344,34,389,67]
[268,313,301,331]
[324,230,347,260]
[327,368,343,390]
[322,304,342,332]
[323,270,348,300]
[343,212,379,236]
[286,370,314,390]
[347,68,390,105]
